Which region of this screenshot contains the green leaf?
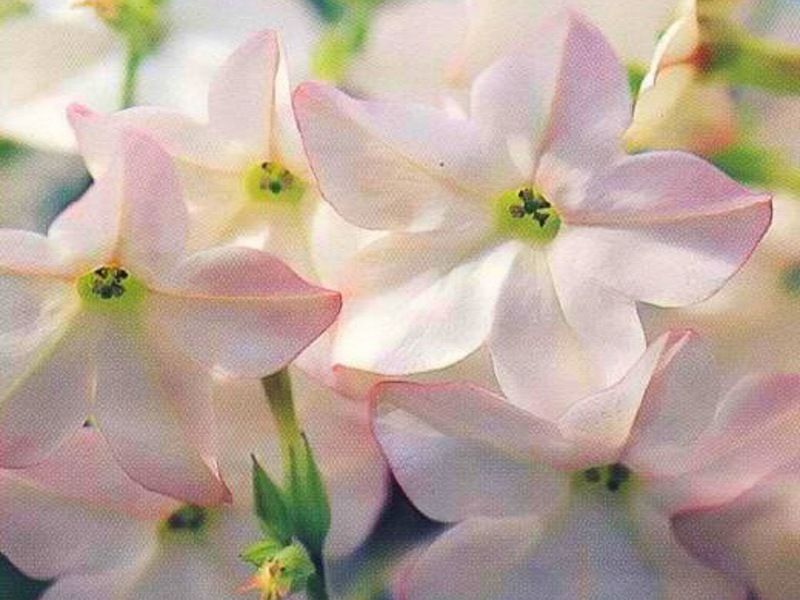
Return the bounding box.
[286,434,332,555]
[252,455,293,545]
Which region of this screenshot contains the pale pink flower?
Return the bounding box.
[0,365,387,599]
[372,331,800,599]
[0,0,321,152]
[295,13,771,414]
[0,129,341,505]
[67,29,377,282]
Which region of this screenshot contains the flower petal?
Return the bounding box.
[673,468,800,600]
[0,13,117,152]
[373,381,569,523]
[680,374,800,506]
[207,30,280,155]
[398,517,542,600]
[547,244,645,388]
[0,310,93,468]
[332,232,517,375]
[553,152,771,306]
[620,333,723,477]
[67,103,238,177]
[150,247,341,377]
[557,331,687,468]
[536,13,632,177]
[93,317,230,506]
[488,247,596,420]
[0,431,163,581]
[49,129,189,276]
[293,82,495,231]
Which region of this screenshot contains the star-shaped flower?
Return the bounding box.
[0,129,341,504]
[295,13,771,414]
[372,331,800,599]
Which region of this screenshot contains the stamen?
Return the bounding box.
[244,161,305,203]
[89,266,130,300]
[494,187,561,244]
[579,463,633,494]
[166,505,207,532]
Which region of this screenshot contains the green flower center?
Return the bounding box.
[77,265,146,309]
[576,463,633,495]
[244,161,306,204]
[493,187,561,244]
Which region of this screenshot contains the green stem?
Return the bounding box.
[121,45,143,109]
[708,23,800,94]
[261,369,304,476]
[306,553,330,600]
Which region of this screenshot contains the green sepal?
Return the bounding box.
[277,544,316,594]
[252,455,293,546]
[240,537,285,568]
[286,434,332,556]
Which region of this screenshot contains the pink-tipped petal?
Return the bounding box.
[293,82,495,232]
[373,381,569,522]
[537,13,631,176]
[682,374,800,505]
[150,247,341,378]
[0,430,167,582]
[557,331,683,468]
[49,129,189,276]
[207,30,281,154]
[621,333,723,476]
[553,152,771,306]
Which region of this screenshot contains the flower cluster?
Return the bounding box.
[0,1,798,599]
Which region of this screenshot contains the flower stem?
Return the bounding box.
[707,22,800,94]
[306,553,330,600]
[261,369,304,473]
[121,44,142,109]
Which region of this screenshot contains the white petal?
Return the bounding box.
[488,247,596,420]
[207,30,280,155]
[294,82,496,232]
[333,232,517,374]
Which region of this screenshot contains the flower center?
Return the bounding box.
[579,463,632,494]
[77,265,145,309]
[244,161,306,204]
[493,187,561,244]
[165,504,208,532]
